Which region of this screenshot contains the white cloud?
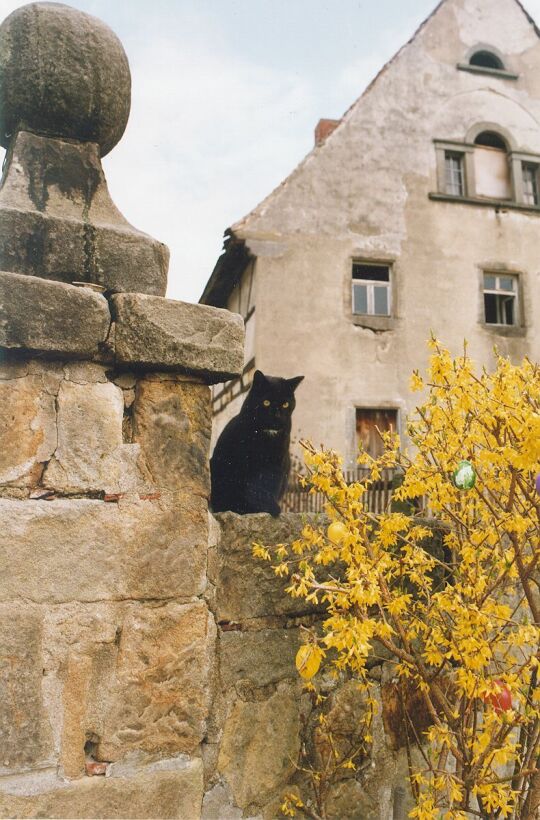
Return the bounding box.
[103,24,316,303]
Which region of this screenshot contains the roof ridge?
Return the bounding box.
[232,0,540,234]
[232,0,448,232]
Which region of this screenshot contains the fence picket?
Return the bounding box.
[282,468,396,514]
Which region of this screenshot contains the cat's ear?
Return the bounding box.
[287,375,304,392]
[252,370,267,391]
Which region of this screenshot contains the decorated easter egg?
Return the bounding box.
[453,460,476,490]
[295,644,321,680]
[482,681,512,713]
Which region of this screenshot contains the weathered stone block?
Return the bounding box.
[0,758,203,819]
[219,628,301,690]
[98,602,215,760]
[42,602,214,771]
[133,377,211,495]
[112,293,244,382]
[217,682,300,809]
[0,495,208,603]
[213,512,323,621]
[326,779,380,820]
[0,373,57,485]
[0,604,53,771]
[202,782,243,820]
[43,380,152,494]
[0,270,111,356]
[60,653,93,779]
[0,207,169,297]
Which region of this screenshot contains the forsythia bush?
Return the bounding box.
[254,340,540,820]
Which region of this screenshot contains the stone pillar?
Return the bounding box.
[0,4,243,818]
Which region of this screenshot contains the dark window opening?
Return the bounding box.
[474,131,507,150]
[352,263,390,282]
[470,51,504,70]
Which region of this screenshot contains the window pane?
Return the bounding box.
[503,295,514,325]
[484,293,515,325]
[498,276,514,291]
[373,286,389,315]
[522,164,538,205]
[353,284,368,314]
[445,152,464,196]
[484,293,498,323]
[470,51,504,70]
[484,274,496,289]
[352,263,390,282]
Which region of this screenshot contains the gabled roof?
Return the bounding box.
[200,0,540,307]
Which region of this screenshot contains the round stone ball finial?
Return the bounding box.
[0,2,131,156]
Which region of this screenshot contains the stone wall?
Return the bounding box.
[202,512,431,820]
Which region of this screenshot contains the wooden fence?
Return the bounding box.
[281,468,397,515]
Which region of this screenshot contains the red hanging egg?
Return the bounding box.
[482,680,512,713]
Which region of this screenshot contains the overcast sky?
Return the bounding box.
[2,0,540,303]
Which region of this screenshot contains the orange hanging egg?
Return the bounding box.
[327,521,348,544]
[295,644,321,680]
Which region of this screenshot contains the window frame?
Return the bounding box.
[351,262,391,318]
[483,273,517,326]
[349,260,395,331]
[521,162,540,206]
[479,269,525,336]
[433,133,540,212]
[435,140,475,198]
[444,150,466,196]
[510,152,540,206]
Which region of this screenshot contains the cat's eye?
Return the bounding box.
[263,400,271,407]
[282,402,289,408]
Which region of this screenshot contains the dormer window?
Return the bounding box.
[469,50,504,70]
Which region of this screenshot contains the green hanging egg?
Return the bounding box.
[453,460,476,490]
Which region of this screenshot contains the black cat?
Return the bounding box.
[210,370,304,516]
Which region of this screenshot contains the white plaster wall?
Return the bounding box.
[229,0,540,466]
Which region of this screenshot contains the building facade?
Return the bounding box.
[201,0,540,467]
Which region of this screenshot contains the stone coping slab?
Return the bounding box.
[0,272,245,381]
[112,293,244,383]
[0,270,111,357]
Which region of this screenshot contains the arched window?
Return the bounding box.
[473,130,511,199]
[433,124,540,209]
[457,46,516,79]
[474,131,507,150]
[469,50,505,70]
